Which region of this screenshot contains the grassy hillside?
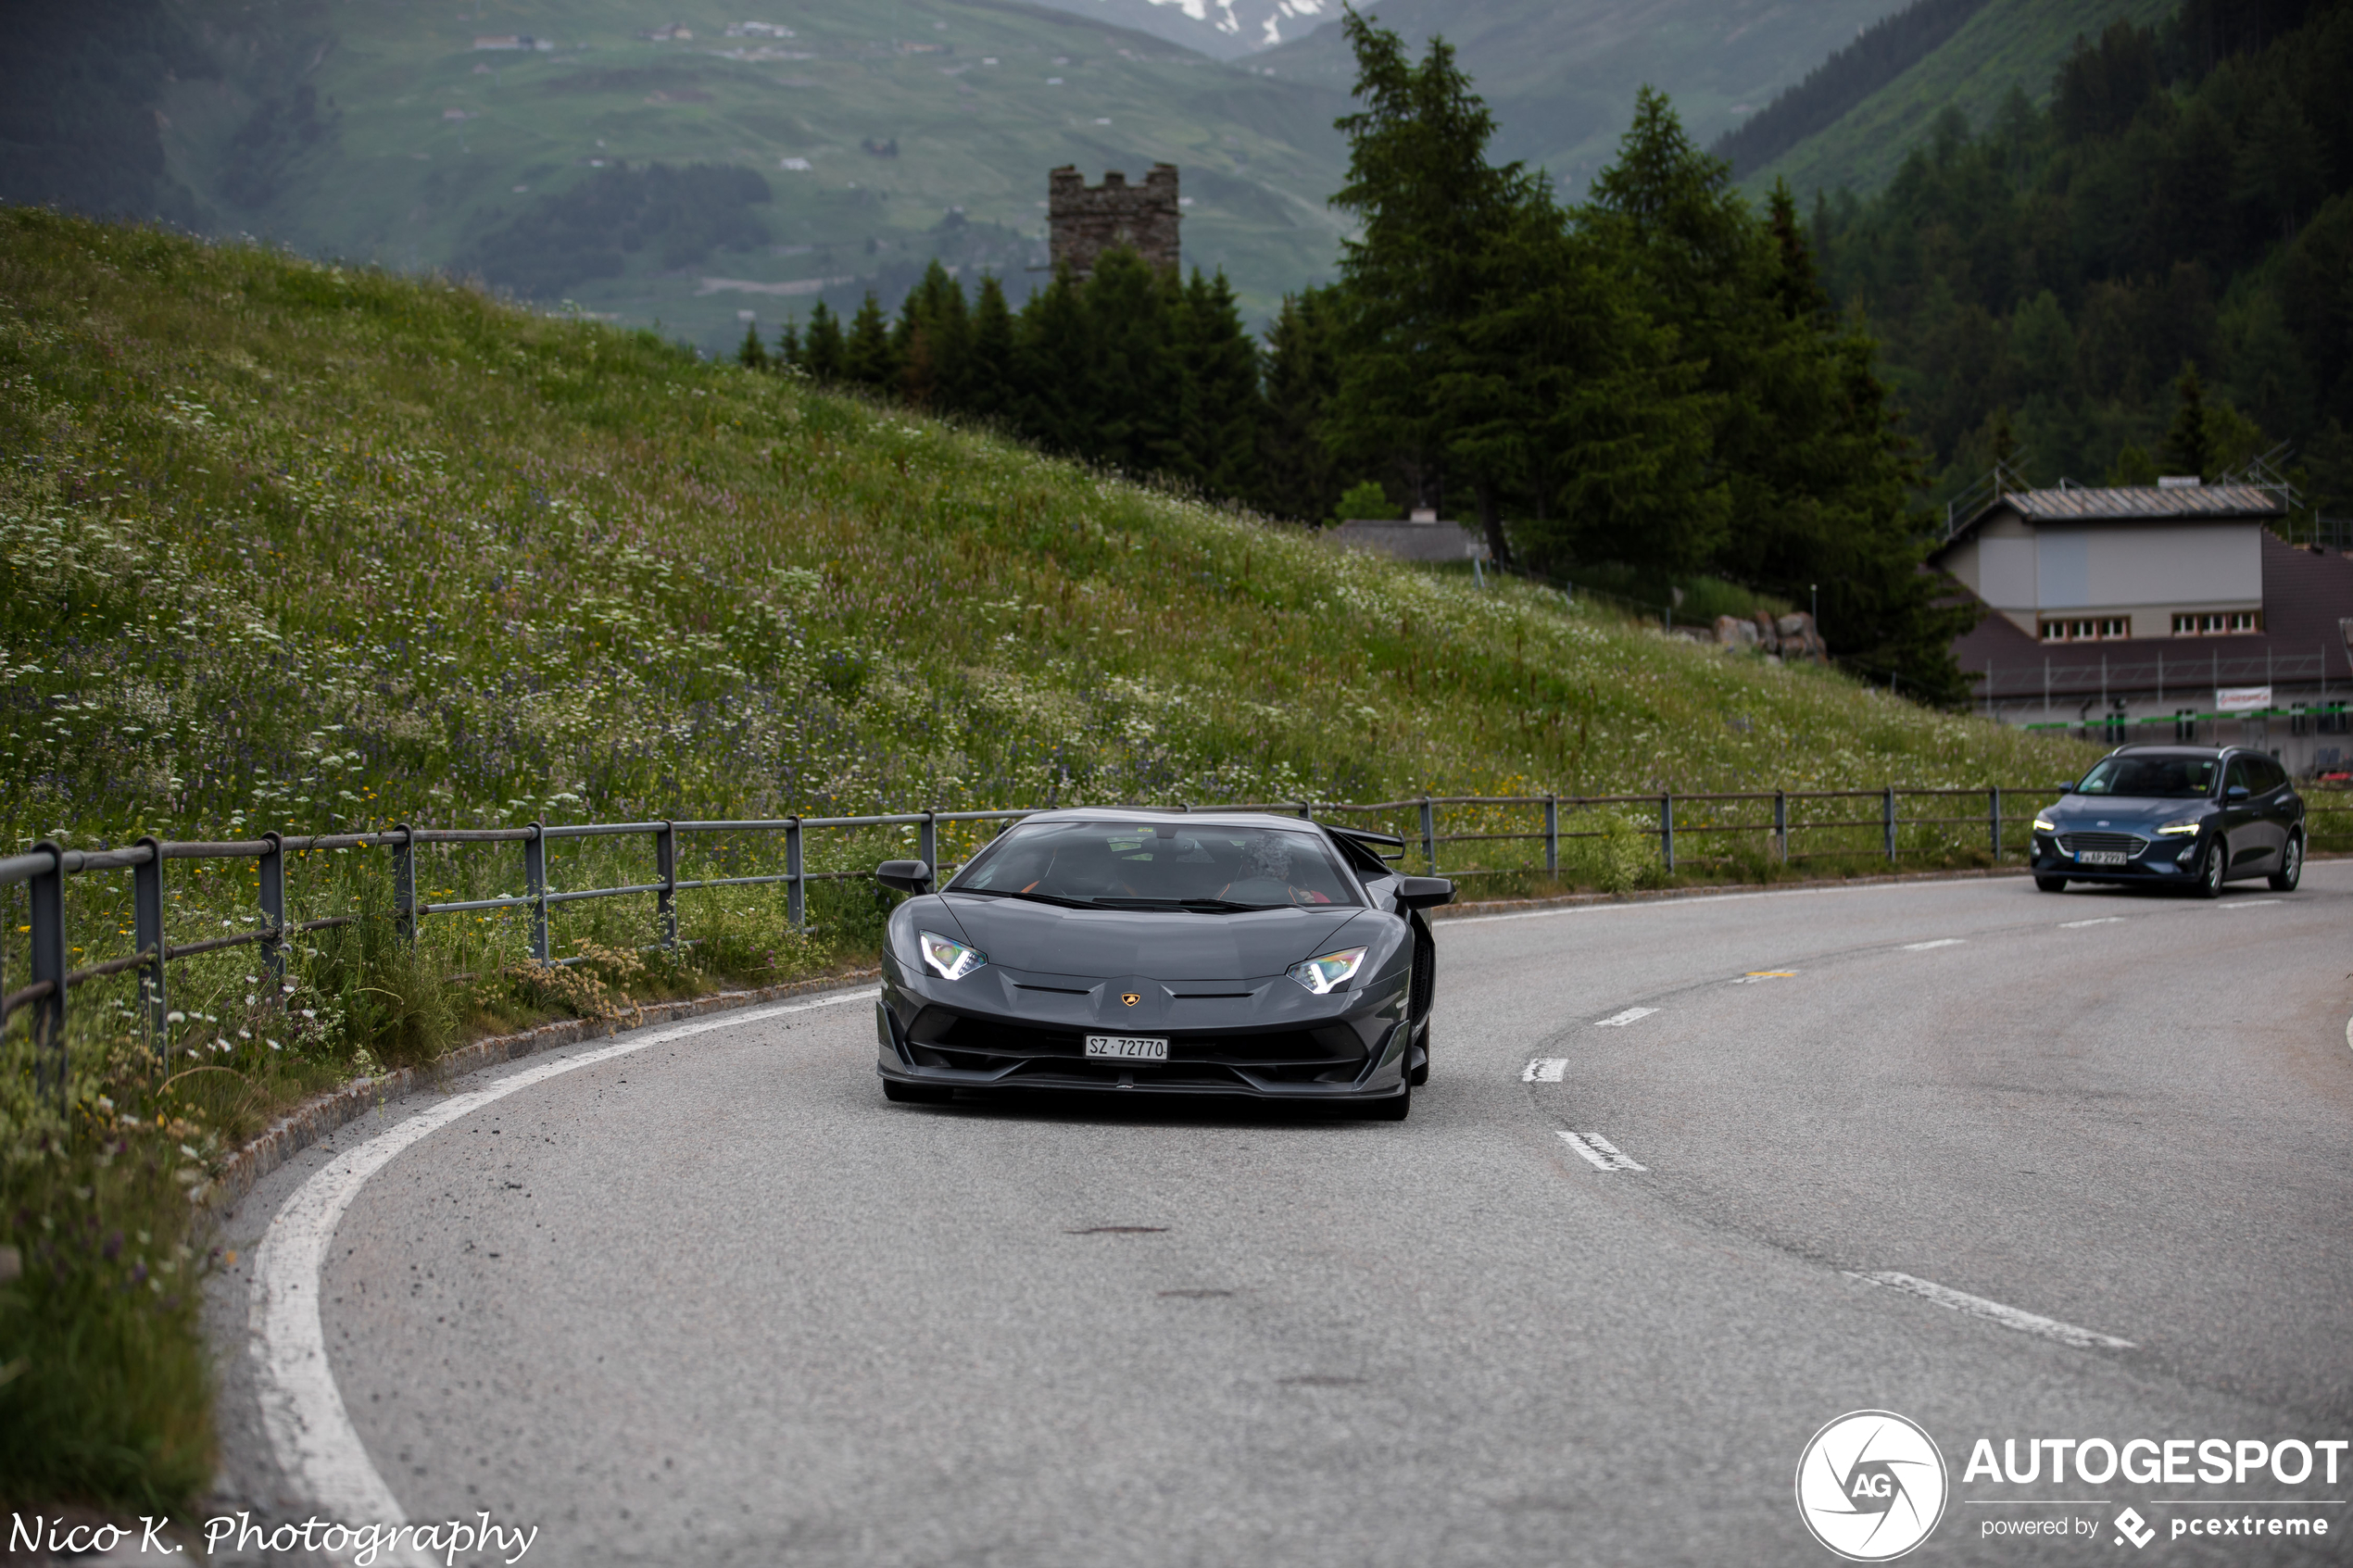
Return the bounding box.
[0,208,2092,853]
[1746,0,2173,198]
[0,208,2102,1512]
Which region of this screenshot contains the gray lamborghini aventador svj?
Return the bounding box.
[873,809,1453,1120]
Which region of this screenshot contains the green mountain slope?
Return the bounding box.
[1745,0,2175,197]
[1255,0,1913,190]
[0,207,2087,857]
[132,0,1353,342]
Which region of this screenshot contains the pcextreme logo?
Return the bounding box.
[1796,1411,1950,1561]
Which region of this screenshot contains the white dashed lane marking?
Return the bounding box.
[1523,1059,1567,1083]
[1844,1270,2135,1351]
[1593,1007,1658,1027]
[2218,899,2280,909]
[1560,1131,1646,1172]
[1902,938,1967,950]
[2058,917,2123,928]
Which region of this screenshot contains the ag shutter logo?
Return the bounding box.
[1796,1411,1949,1561]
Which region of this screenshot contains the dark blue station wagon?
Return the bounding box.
[2031,745,2305,897]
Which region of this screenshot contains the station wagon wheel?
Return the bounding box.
[2193,835,2226,899]
[2033,875,2068,893]
[2268,833,2303,893]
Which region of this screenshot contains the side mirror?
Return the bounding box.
[1397,875,1453,910]
[2055,782,2074,794]
[2224,784,2250,803]
[875,859,932,894]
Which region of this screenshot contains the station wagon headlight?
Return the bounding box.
[1287,947,1367,995]
[2156,817,2203,835]
[917,930,987,980]
[2032,817,2057,834]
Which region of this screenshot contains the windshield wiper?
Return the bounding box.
[947,886,1098,909]
[1090,896,1276,912]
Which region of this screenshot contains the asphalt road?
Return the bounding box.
[208,866,2353,1567]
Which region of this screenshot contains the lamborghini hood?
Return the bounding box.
[934,894,1367,981]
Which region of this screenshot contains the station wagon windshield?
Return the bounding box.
[950,822,1360,909]
[2074,756,2218,798]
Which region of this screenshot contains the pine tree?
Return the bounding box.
[893,260,971,411]
[1324,11,1544,563]
[773,319,802,371]
[799,301,847,383]
[965,274,1016,421]
[1013,264,1093,455]
[843,291,899,392]
[1180,269,1266,504]
[1078,247,1179,474]
[2160,361,2210,477]
[736,321,769,370]
[1256,288,1341,524]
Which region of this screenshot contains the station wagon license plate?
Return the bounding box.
[1085,1035,1169,1060]
[2074,850,2129,866]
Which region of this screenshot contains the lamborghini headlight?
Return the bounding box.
[2156,817,2203,835]
[1287,946,1367,995]
[917,930,987,980]
[2032,817,2057,834]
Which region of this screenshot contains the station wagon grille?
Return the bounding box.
[2058,832,2148,857]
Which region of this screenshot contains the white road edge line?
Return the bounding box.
[1843,1270,2134,1351]
[2057,917,2124,928]
[2217,899,2280,909]
[1558,1131,1645,1172]
[2345,1014,2351,1056]
[1592,1006,1658,1027]
[248,987,880,1562]
[1522,1058,1567,1083]
[1901,938,1967,950]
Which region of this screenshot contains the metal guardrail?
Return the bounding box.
[6,787,2348,1106]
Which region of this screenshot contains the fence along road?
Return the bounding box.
[207,864,2353,1565]
[15,784,2353,1101]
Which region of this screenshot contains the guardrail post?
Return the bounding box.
[1774,790,1789,863]
[28,841,65,1106]
[919,810,938,877]
[1543,795,1559,875]
[258,831,285,993]
[393,823,416,944]
[1295,800,1313,821]
[134,836,166,1064]
[525,821,548,964]
[786,817,805,932]
[1989,787,2003,863]
[655,821,678,951]
[1883,786,1897,862]
[1418,797,1437,875]
[1661,793,1675,872]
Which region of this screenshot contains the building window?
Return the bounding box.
[2039,617,2131,642]
[2171,610,2260,635]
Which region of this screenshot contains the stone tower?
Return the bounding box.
[1047,164,1180,280]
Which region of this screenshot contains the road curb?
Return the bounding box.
[204,968,882,1214]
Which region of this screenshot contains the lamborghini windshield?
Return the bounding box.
[950,821,1361,909]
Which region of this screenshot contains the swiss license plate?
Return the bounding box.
[2075,850,2129,866]
[1085,1035,1169,1060]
